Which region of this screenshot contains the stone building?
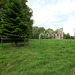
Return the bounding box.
[39,28,63,39]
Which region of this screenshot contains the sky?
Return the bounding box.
[27,0,75,36]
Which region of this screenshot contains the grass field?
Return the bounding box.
[0,39,75,75]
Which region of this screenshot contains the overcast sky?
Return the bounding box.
[27,0,75,36]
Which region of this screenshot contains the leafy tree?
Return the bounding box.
[38,27,45,33]
[63,33,71,39]
[32,26,39,39]
[32,26,45,39]
[0,0,33,46]
[66,33,71,39]
[70,36,74,39]
[63,32,66,39]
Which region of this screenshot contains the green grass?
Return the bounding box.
[0,39,75,75]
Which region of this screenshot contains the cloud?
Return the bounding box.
[27,0,75,36]
[63,16,75,35]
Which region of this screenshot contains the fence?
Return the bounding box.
[1,38,29,48]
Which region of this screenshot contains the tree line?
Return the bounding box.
[63,33,74,39]
[32,26,74,39]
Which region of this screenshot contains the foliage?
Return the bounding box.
[32,26,45,39]
[45,28,53,34]
[0,0,33,46]
[0,39,75,75]
[70,36,74,39]
[20,0,33,38]
[63,33,74,39]
[0,0,6,9]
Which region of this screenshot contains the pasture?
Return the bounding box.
[0,39,75,75]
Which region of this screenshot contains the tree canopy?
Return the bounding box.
[0,0,6,9]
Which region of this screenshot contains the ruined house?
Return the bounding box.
[39,28,63,39]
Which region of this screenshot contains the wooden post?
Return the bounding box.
[24,38,26,47]
[71,68,75,75]
[27,38,29,47]
[1,37,3,48]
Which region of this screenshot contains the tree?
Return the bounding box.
[38,27,45,33]
[0,0,33,46]
[32,26,39,39]
[70,36,74,39]
[66,33,71,39]
[32,26,45,39]
[63,33,71,39]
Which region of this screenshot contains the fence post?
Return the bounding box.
[1,37,3,48]
[27,38,29,47]
[24,38,26,47]
[71,68,75,75]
